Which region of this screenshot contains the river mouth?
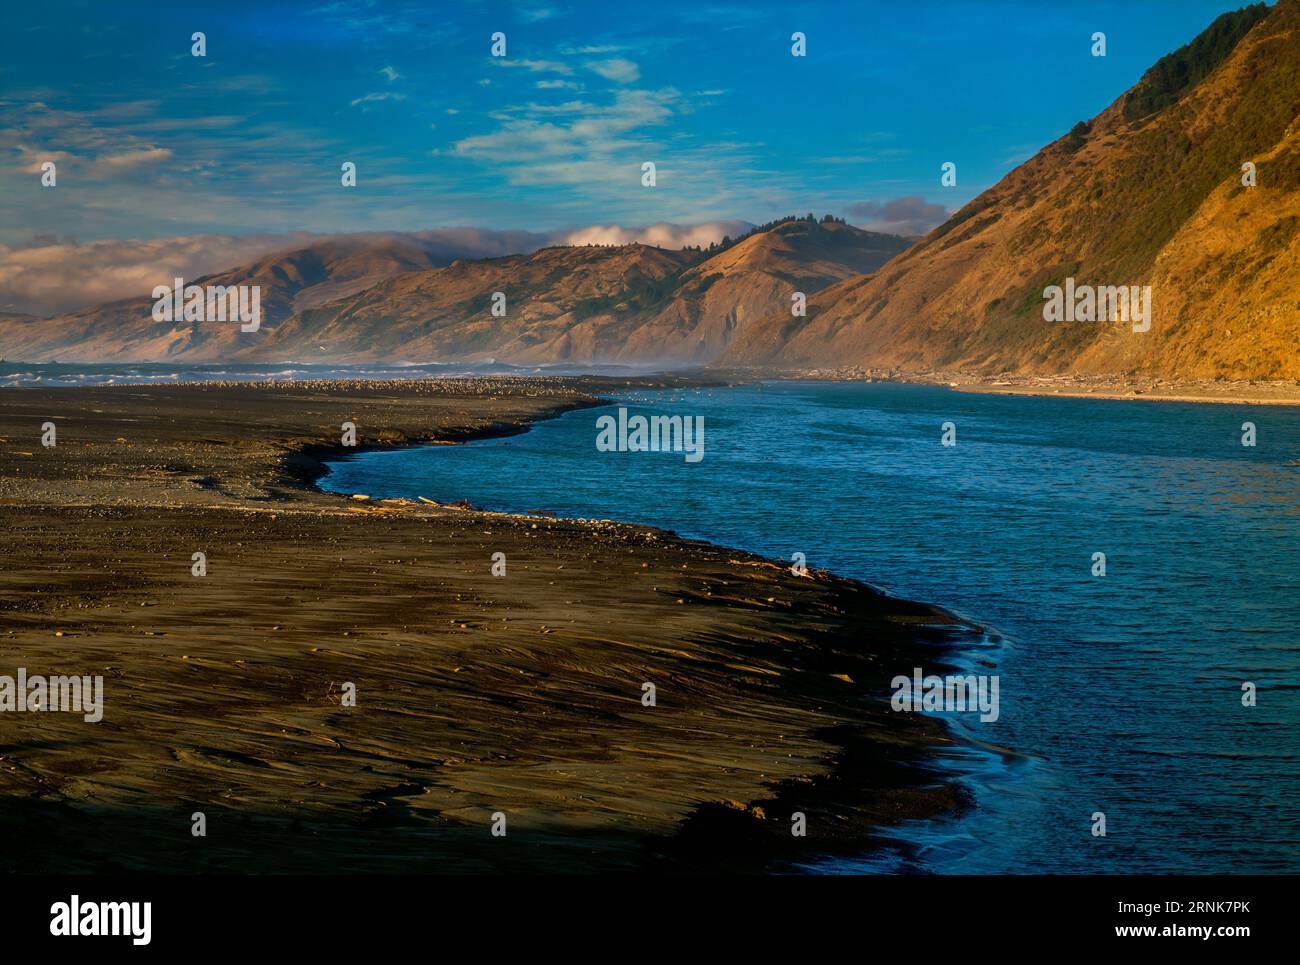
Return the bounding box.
[320,379,1300,874]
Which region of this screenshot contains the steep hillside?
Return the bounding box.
[728,1,1300,380]
[0,237,451,362]
[615,220,908,363]
[248,242,696,363]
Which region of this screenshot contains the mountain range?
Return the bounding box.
[2,0,1296,380]
[0,218,908,366]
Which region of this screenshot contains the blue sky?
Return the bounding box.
[0,0,1268,245]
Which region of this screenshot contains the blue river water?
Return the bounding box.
[322,381,1300,873]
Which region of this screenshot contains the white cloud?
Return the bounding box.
[516,2,560,22]
[16,146,74,175]
[561,220,752,249]
[3,103,176,182]
[587,58,640,84]
[492,58,574,75]
[450,88,679,187]
[95,147,173,172]
[560,44,624,55]
[350,91,406,107]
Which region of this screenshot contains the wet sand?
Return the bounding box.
[0,378,969,873]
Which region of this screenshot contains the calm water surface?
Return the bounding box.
[323,381,1300,873]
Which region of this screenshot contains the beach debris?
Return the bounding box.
[718,799,768,821]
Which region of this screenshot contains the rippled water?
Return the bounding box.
[322,381,1300,873]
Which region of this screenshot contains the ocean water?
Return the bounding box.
[322,381,1300,874]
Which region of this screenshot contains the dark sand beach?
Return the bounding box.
[0,378,968,872]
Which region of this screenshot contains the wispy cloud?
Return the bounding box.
[350,91,406,107]
[14,145,73,175]
[515,2,562,23]
[492,58,574,75]
[3,102,177,182]
[560,44,624,55]
[449,87,679,188]
[587,58,640,84]
[95,147,173,172]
